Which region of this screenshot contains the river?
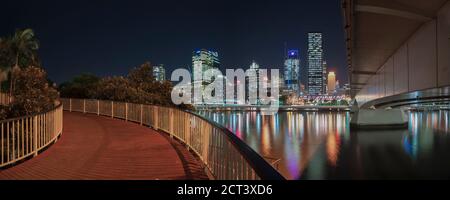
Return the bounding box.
[198,110,450,179]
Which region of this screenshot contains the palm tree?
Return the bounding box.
[0,37,12,94]
[7,28,39,96]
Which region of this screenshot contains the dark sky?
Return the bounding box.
[2,0,347,84]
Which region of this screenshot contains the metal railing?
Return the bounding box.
[61,98,285,180]
[0,103,63,168]
[0,93,12,105]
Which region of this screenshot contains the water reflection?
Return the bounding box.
[199,110,450,179]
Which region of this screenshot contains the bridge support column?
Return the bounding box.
[83,99,86,113]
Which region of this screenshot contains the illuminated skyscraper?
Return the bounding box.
[248,61,260,104]
[307,32,324,95]
[284,49,300,96]
[323,61,327,93]
[192,49,220,104]
[327,72,336,94]
[153,64,165,82]
[192,49,220,82]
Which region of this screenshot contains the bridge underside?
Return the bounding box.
[361,85,450,109]
[343,0,450,106]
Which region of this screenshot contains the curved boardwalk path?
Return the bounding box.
[0,112,208,180]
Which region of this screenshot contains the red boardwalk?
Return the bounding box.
[0,112,208,180]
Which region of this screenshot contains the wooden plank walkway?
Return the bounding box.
[0,112,208,180]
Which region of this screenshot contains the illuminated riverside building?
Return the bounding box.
[192,49,220,81]
[153,64,165,82]
[247,61,260,105]
[322,61,328,93]
[327,72,336,94]
[284,49,300,96]
[192,49,220,104]
[307,32,324,95]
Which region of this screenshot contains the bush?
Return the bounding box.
[59,73,99,98]
[60,62,175,107]
[8,66,58,118]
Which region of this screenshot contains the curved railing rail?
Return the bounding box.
[0,103,63,168]
[61,98,285,180]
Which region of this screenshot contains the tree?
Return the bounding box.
[0,38,13,92]
[59,73,100,98]
[91,76,137,102]
[127,61,159,93]
[9,66,58,118]
[0,29,40,96]
[58,61,177,107]
[9,29,39,68]
[156,80,173,105]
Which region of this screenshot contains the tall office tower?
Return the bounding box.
[192,49,220,82]
[307,32,324,95]
[284,49,300,96]
[248,61,260,104]
[153,64,165,82]
[192,49,220,104]
[322,61,328,93]
[327,72,336,94]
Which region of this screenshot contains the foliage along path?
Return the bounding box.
[0,112,208,180]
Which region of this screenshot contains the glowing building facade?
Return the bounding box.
[192,49,220,104]
[284,49,300,96]
[307,32,324,95]
[153,64,165,82]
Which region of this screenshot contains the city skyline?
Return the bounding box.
[1,0,347,85]
[1,0,450,190]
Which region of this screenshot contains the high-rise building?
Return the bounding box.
[192,49,220,104]
[247,61,260,105]
[284,49,300,96]
[153,64,165,82]
[327,72,336,94]
[322,61,327,93]
[192,49,220,82]
[307,32,324,95]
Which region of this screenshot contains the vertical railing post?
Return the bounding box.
[33,115,38,157]
[140,104,143,125]
[97,100,100,115]
[169,109,174,138]
[111,101,114,118]
[69,98,72,112]
[154,106,159,130]
[83,99,86,113]
[54,109,58,143]
[185,113,190,151]
[125,103,128,121]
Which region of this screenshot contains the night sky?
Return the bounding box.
[2,0,347,84]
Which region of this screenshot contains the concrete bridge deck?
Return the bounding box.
[0,112,208,180]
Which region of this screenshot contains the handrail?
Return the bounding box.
[61,98,285,180]
[185,110,285,180]
[0,93,12,105]
[0,103,63,168]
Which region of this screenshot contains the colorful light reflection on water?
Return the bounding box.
[198,110,450,179]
